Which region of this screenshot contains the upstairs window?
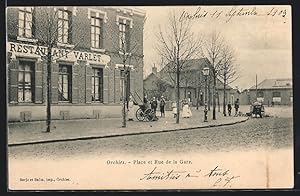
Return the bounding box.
[18,7,34,38]
[91,14,103,49]
[119,21,130,52]
[58,9,72,44]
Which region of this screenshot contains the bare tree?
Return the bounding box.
[156,10,202,124]
[219,45,239,116]
[203,31,225,120]
[25,7,87,132]
[105,16,145,128]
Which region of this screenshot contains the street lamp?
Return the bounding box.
[202,67,210,122]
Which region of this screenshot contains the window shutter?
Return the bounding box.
[125,25,130,52]
[103,68,109,103]
[115,69,121,103]
[72,62,79,103]
[85,65,92,103]
[51,62,59,103]
[100,19,104,49]
[130,69,135,97]
[35,60,43,103]
[9,59,19,103]
[68,11,73,44]
[32,8,36,38]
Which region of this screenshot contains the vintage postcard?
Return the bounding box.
[7,5,293,190]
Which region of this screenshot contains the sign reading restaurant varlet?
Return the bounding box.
[7,42,111,65]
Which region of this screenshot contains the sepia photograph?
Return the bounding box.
[6,5,293,190]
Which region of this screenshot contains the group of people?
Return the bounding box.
[227,98,240,116]
[144,95,166,118]
[172,99,192,118]
[127,95,167,121]
[127,95,240,121]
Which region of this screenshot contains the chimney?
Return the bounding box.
[152,64,157,74]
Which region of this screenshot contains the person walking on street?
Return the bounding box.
[150,97,158,116]
[234,98,240,116]
[160,96,166,117]
[227,102,232,116]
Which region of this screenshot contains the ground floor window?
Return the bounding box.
[272,92,281,103]
[120,70,130,102]
[58,64,72,102]
[18,61,35,103]
[187,91,191,102]
[91,68,103,102]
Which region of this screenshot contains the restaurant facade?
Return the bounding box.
[7,6,145,122]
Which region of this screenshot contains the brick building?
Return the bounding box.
[247,78,293,105]
[143,59,239,108]
[7,6,145,122]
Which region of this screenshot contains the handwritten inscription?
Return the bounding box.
[179,6,288,23]
[140,166,240,187]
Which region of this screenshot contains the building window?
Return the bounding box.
[257,91,264,97]
[18,7,33,38]
[120,70,130,101]
[18,61,35,103]
[91,68,103,102]
[58,9,72,44]
[91,14,103,49]
[119,22,130,52]
[58,65,72,102]
[272,92,281,103]
[273,92,281,97]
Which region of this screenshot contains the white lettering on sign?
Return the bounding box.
[7,42,111,65]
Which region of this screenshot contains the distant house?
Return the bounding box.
[248,78,293,105]
[143,58,239,107]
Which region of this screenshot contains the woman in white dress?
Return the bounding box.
[182,99,192,118]
[127,96,135,121]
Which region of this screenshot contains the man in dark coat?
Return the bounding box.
[234,98,240,116]
[150,97,158,116]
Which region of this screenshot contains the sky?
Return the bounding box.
[140,5,292,90]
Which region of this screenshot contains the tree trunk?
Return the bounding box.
[122,66,127,128]
[212,75,216,120]
[223,78,226,116]
[176,60,180,124]
[46,48,52,132]
[196,87,199,110]
[208,78,211,111]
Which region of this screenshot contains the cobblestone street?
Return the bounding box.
[8,116,293,159]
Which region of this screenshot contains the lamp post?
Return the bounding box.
[202,67,210,122]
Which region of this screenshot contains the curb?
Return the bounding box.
[8,117,249,147]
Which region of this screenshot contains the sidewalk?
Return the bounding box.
[8,107,248,146]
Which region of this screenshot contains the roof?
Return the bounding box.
[158,58,233,90]
[249,79,292,90]
[143,72,173,87]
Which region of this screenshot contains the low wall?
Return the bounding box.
[8,104,122,122]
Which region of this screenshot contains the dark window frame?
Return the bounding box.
[58,9,72,44]
[91,14,103,49]
[91,67,103,103]
[18,7,34,38]
[18,60,35,103]
[58,64,72,102]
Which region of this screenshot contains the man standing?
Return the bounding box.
[234,98,240,116]
[150,97,158,116]
[227,102,232,116]
[159,96,166,117]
